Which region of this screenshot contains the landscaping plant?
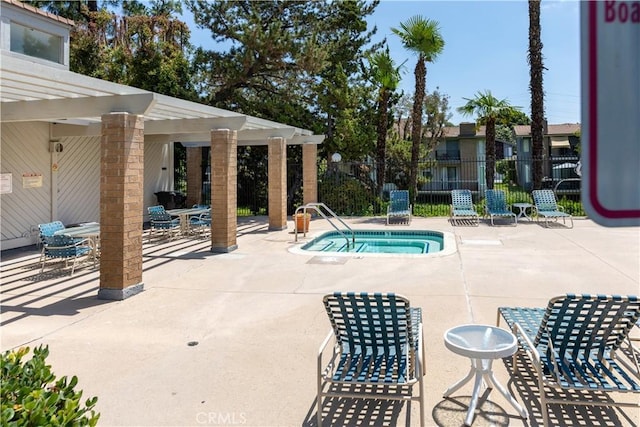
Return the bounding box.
[1,345,99,426]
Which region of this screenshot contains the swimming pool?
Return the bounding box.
[291,229,457,257]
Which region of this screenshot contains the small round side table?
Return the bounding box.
[443,324,528,426]
[513,202,533,221]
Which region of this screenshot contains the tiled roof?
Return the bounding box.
[442,125,486,138]
[2,0,75,26]
[514,123,581,136]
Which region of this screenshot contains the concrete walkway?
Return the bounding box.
[1,216,639,426]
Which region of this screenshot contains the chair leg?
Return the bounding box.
[316,381,323,427]
[70,255,77,277]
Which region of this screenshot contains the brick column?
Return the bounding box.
[302,143,318,204]
[98,113,144,300]
[268,137,287,230]
[210,130,237,252]
[186,147,202,207]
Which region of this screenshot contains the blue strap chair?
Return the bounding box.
[318,292,426,426]
[190,209,211,237]
[147,205,180,242]
[386,190,412,225]
[532,189,573,228]
[485,189,517,226]
[41,235,94,276]
[498,294,640,426]
[450,189,479,226]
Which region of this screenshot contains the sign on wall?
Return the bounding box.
[22,173,43,189]
[581,1,640,227]
[0,173,12,194]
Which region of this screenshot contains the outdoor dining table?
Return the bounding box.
[54,222,101,261]
[166,207,209,235]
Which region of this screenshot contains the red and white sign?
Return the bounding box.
[581,1,640,227]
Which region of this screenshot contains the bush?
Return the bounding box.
[557,197,586,216]
[1,346,100,426]
[319,176,375,216]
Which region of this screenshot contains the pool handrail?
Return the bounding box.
[294,203,355,249]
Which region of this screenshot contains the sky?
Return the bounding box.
[182,0,582,126]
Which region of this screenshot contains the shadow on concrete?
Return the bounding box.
[302,383,411,427]
[501,354,635,426]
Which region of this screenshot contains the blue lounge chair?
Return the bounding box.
[484,189,517,226]
[498,294,640,426]
[532,189,573,228]
[450,189,479,226]
[40,234,94,276]
[317,292,425,426]
[387,190,412,225]
[147,205,180,242]
[190,209,211,236]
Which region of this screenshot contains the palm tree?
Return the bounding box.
[457,90,522,190]
[392,16,444,204]
[368,48,404,197]
[529,0,544,190]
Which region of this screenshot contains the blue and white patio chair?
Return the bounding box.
[40,234,94,276]
[190,209,211,237]
[484,189,517,226]
[532,189,573,228]
[386,190,412,225]
[450,189,479,226]
[37,220,74,252]
[497,294,640,426]
[147,205,180,242]
[317,292,426,426]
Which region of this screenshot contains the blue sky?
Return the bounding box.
[183,0,581,126]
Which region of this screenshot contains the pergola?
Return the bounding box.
[1,47,323,300]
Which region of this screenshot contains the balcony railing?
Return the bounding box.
[435,151,461,161]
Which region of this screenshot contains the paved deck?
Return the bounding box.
[1,216,639,426]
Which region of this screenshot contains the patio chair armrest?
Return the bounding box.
[73,238,91,246]
[514,322,542,368]
[318,329,338,379]
[416,322,425,377]
[318,329,335,357]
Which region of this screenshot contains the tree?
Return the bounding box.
[529,0,545,189]
[36,0,197,100]
[392,16,444,204]
[477,108,531,127]
[423,87,452,154]
[457,90,522,190]
[187,0,379,160]
[367,47,404,196]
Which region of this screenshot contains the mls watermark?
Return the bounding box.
[196,412,247,425]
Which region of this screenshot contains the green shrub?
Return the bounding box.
[557,197,585,216]
[1,346,99,426]
[319,177,375,216]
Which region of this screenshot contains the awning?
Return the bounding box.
[550,136,570,147]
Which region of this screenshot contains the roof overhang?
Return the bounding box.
[0,51,322,145]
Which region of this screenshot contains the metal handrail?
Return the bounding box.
[294,203,355,249]
[553,178,581,196]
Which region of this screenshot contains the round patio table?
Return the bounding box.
[443,324,528,426]
[513,202,533,220]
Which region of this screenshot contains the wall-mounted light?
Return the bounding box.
[49,141,63,153]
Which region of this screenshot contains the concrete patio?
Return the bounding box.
[1,216,639,426]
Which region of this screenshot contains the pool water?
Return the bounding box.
[301,230,445,254]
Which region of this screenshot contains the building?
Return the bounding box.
[0,0,323,299]
[513,123,580,191]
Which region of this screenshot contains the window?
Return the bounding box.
[444,167,458,181]
[10,22,63,64]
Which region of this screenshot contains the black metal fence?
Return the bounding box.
[176,154,585,218]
